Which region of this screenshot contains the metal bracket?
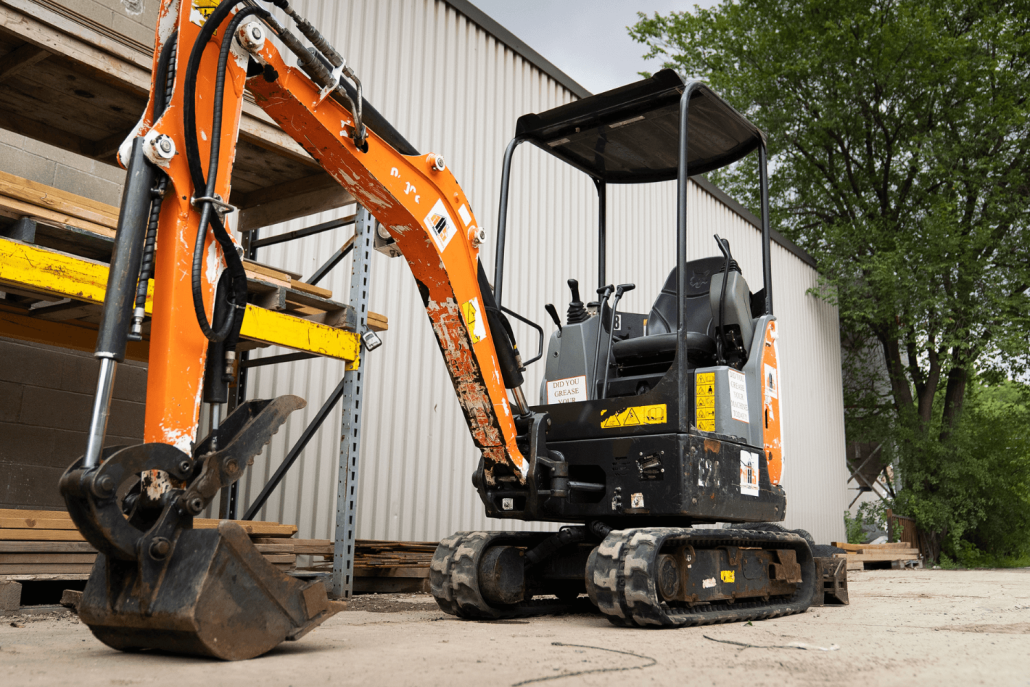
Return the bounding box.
[191,195,236,218]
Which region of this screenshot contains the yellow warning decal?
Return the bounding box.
[191,0,219,22]
[600,404,667,429]
[696,372,716,432]
[720,570,735,583]
[460,298,487,343]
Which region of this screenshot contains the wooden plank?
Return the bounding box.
[858,547,918,555]
[845,552,921,562]
[261,554,297,565]
[0,310,149,362]
[0,573,90,581]
[0,518,78,530]
[0,170,118,229]
[0,42,50,83]
[0,541,95,553]
[193,519,297,537]
[0,192,114,237]
[366,311,389,333]
[253,538,332,555]
[0,509,71,520]
[832,541,910,552]
[0,553,96,564]
[253,543,296,554]
[243,259,294,286]
[0,564,94,574]
[291,281,332,299]
[0,529,84,541]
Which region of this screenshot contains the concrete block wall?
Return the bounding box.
[0,339,147,511]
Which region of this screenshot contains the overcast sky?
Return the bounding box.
[469,1,722,94]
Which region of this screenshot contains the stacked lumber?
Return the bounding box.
[832,541,922,570]
[0,170,388,339]
[274,539,438,594]
[0,509,298,578]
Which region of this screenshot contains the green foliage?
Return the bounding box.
[842,500,898,544]
[843,510,865,544]
[630,0,1030,561]
[894,379,1030,562]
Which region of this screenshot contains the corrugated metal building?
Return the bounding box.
[234,0,849,545]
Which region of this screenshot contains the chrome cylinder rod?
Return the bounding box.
[511,386,530,416]
[83,357,117,468]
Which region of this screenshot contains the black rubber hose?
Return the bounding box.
[184,4,268,342]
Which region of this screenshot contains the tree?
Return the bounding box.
[631,0,1030,558]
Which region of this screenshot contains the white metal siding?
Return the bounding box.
[236,0,847,545]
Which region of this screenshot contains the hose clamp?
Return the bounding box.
[191,195,236,219]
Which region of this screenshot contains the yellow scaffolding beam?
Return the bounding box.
[0,237,360,364]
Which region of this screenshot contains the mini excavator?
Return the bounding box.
[59,0,819,660]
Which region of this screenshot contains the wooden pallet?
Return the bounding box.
[0,509,297,578]
[832,541,922,570]
[0,170,387,361]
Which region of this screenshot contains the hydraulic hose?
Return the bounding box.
[182,2,269,343]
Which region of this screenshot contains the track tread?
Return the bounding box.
[587,527,817,628]
[430,531,580,620]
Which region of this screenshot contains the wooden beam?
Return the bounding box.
[0,310,149,361]
[0,5,318,167]
[237,174,354,232]
[0,42,49,83]
[0,170,119,229]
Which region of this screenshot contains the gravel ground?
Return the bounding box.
[1,568,1028,686]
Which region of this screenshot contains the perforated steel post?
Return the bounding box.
[331,206,374,599]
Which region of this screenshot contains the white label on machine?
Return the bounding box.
[458,204,472,226]
[728,368,749,423]
[423,198,457,252]
[546,375,587,404]
[740,450,760,496]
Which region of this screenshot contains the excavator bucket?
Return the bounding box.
[78,522,341,660]
[61,397,343,660]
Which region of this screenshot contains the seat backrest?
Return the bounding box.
[646,257,727,337]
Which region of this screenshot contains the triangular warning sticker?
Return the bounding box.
[601,413,622,428]
[623,408,641,426]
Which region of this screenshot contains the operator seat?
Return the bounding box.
[611,257,725,365]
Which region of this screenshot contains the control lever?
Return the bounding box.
[566,279,589,324]
[600,283,635,400]
[714,234,732,364]
[544,304,562,332]
[591,285,614,398]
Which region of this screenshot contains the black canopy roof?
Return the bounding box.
[514,70,765,184]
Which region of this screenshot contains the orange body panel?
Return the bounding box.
[133,1,248,452]
[760,320,783,485]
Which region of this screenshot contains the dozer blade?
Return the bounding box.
[78,521,343,660]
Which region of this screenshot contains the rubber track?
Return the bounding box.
[429,531,579,619]
[587,527,817,628]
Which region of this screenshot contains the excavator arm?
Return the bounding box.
[58,0,536,660]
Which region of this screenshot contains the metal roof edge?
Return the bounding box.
[445,0,593,99]
[691,175,817,270]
